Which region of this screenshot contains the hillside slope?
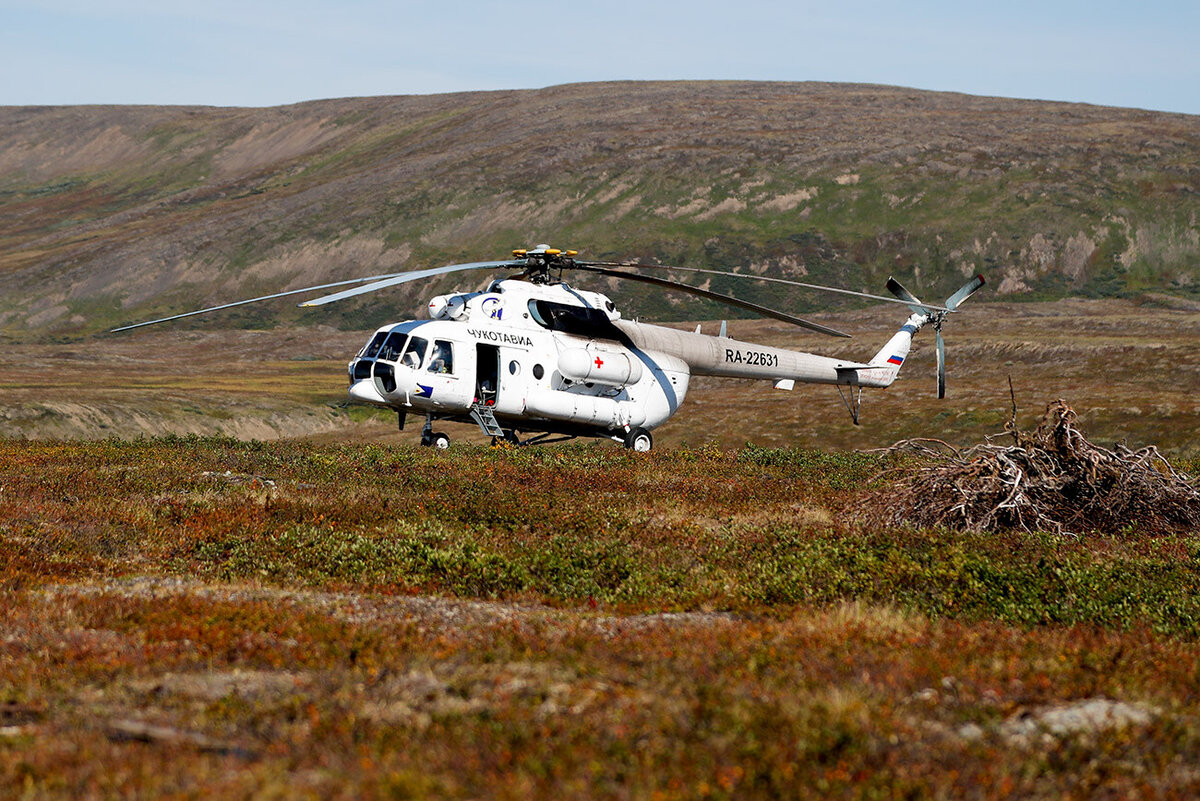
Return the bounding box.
[2,81,1199,338]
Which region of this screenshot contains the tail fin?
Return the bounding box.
[861,313,929,387]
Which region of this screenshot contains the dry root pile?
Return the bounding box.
[866,400,1200,535]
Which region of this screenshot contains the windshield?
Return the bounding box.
[360,331,387,359]
[378,331,408,362]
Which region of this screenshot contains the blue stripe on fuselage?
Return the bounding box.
[628,348,678,414]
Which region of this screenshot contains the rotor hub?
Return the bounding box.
[512,245,578,283]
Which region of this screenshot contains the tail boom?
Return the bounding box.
[614,320,899,387]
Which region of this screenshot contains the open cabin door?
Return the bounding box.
[475,343,500,406]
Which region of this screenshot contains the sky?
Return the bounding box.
[1,0,1197,115]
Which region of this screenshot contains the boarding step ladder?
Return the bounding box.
[469,403,506,438]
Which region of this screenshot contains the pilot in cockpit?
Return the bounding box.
[429,342,452,374]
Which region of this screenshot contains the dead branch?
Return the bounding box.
[862,400,1200,536]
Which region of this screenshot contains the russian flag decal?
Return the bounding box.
[887,355,904,366]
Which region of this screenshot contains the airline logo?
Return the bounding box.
[481,296,503,320]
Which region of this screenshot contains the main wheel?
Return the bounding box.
[624,427,653,452]
[431,432,450,450]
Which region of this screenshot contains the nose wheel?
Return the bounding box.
[420,431,450,449]
[420,414,450,449]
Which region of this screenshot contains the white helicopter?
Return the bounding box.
[114,245,984,451]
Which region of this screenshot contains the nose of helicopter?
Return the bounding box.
[348,376,387,405]
[348,358,420,406]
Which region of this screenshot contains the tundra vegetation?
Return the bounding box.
[2,428,1200,798]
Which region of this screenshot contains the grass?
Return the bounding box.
[2,437,1200,798]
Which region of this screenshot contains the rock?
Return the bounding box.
[1002,698,1157,744]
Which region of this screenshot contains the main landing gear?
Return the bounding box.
[624,427,653,452]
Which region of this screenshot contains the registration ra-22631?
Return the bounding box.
[725,348,780,368]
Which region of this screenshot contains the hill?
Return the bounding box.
[2,81,1199,338]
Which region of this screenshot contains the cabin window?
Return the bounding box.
[428,340,453,374]
[401,336,428,369]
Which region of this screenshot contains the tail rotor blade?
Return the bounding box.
[885,276,929,315]
[936,329,946,399]
[945,274,986,310]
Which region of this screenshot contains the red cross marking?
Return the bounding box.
[594,356,605,369]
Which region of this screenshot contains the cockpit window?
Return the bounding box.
[401,336,428,369]
[361,331,387,359]
[378,331,408,362]
[428,340,453,374]
[527,300,621,339]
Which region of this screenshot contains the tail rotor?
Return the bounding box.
[886,274,985,399]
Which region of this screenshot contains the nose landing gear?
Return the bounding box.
[421,431,450,449]
[420,414,450,449]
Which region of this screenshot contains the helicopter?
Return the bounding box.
[114,245,984,451]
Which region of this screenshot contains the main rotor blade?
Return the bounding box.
[110,271,416,332]
[573,265,850,337]
[298,260,524,307]
[587,261,950,313]
[945,274,986,310]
